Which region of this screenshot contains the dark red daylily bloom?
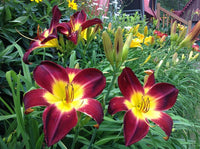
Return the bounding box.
[192,44,200,52]
[23,5,61,64]
[108,67,178,146]
[57,9,103,44]
[23,61,106,146]
[154,30,168,38]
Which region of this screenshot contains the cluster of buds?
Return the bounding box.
[170,21,187,47]
[188,51,199,61]
[102,27,132,68]
[178,21,200,49]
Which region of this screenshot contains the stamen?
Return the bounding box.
[65,83,74,103]
[15,28,37,41]
[138,96,150,113]
[144,118,156,127]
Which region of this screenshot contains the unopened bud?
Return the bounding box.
[122,33,132,62]
[102,31,114,65]
[166,62,170,68]
[107,22,112,31]
[182,54,185,60]
[160,35,166,43]
[114,27,123,66]
[177,27,187,44]
[172,52,178,65]
[75,63,80,69]
[171,21,177,38]
[179,21,200,48]
[144,26,148,37]
[188,51,193,61]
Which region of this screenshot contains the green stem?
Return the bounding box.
[71,124,80,149]
[154,47,172,79]
[43,48,46,61]
[112,124,123,145]
[88,128,97,149]
[103,68,118,107]
[71,113,81,149]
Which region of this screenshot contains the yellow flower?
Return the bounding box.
[81,27,94,40]
[144,36,153,46]
[30,0,42,3]
[130,38,143,49]
[67,0,78,10]
[177,23,186,31]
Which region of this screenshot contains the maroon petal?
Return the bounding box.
[73,10,87,25]
[23,41,41,64]
[108,97,128,115]
[33,61,69,93]
[57,22,72,36]
[41,33,57,44]
[118,67,144,100]
[146,83,178,111]
[81,18,103,31]
[43,104,78,146]
[49,5,62,33]
[68,31,79,44]
[76,98,103,124]
[72,68,106,98]
[150,112,173,138]
[23,89,50,109]
[124,110,149,146]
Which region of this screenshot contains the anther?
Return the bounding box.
[65,83,74,103]
[138,96,150,113]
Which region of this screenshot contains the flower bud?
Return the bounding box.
[172,52,179,65]
[176,27,187,44]
[171,21,177,38]
[140,54,151,66]
[144,26,148,37]
[102,31,114,65]
[107,22,112,31]
[188,51,193,61]
[182,54,185,60]
[114,27,123,66]
[160,35,166,43]
[122,33,132,62]
[179,20,200,48]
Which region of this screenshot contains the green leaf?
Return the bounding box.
[0,114,16,121]
[5,6,12,22]
[10,16,28,24]
[95,136,124,145]
[35,133,45,149]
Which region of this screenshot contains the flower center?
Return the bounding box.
[137,96,150,113]
[65,83,74,103]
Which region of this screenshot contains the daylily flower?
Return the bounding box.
[108,67,178,146]
[130,38,143,49]
[23,61,106,146]
[57,10,103,44]
[154,30,168,38]
[192,44,200,52]
[23,5,61,64]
